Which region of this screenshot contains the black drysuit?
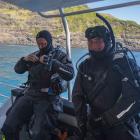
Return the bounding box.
[2,48,74,140]
[72,54,140,140]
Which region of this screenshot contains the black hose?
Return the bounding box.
[115,42,139,87]
[114,65,140,93]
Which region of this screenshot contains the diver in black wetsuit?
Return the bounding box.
[72,20,140,140]
[2,30,74,140]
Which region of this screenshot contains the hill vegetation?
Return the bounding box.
[0,1,140,50]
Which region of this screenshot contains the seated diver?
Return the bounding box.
[1,30,74,140]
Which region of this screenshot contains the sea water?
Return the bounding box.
[0,45,140,107]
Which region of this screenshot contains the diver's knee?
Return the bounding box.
[2,120,19,135]
[2,123,14,135]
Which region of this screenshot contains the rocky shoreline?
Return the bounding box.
[0,2,140,51]
[0,32,140,51]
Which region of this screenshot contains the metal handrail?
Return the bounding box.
[38,1,140,18]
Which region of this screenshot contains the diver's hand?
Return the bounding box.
[23,54,39,63]
[39,55,49,64]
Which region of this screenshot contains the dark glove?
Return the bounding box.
[101,112,117,128]
[89,115,110,129]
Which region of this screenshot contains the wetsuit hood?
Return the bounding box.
[85,26,114,60]
[36,30,53,54]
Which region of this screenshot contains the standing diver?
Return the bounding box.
[2,30,74,140]
[72,13,140,140]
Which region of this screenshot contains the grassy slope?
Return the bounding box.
[0,2,140,48]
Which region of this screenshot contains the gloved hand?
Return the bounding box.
[39,54,59,71]
[101,112,117,128]
[39,55,49,64]
[89,115,109,129]
[44,58,60,72]
[24,54,39,63]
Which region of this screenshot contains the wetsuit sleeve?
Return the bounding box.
[14,57,32,74]
[52,51,74,81]
[72,64,87,129]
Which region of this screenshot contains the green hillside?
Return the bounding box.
[0,1,140,49]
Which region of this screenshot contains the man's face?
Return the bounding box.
[36,38,48,50]
[88,37,105,52]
